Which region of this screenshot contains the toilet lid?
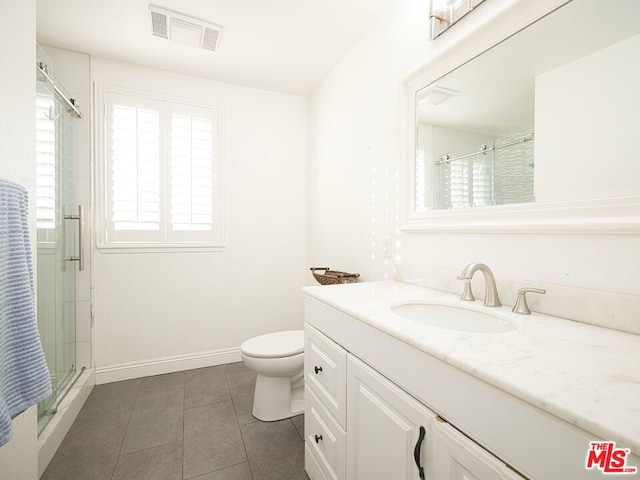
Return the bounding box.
[240,330,304,359]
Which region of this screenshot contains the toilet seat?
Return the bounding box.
[240,330,304,359]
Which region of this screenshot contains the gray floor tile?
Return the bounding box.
[185,365,231,409]
[224,362,256,388]
[138,371,186,396]
[121,389,184,454]
[291,414,304,441]
[70,379,141,433]
[93,377,142,398]
[42,421,127,480]
[183,401,247,479]
[241,419,306,480]
[112,441,183,480]
[45,365,307,480]
[184,365,226,382]
[190,462,253,480]
[230,382,258,426]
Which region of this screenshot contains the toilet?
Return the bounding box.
[240,330,305,421]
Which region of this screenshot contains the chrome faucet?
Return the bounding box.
[457,263,502,307]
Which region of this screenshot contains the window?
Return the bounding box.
[97,88,223,249]
[444,153,494,209]
[36,93,56,233]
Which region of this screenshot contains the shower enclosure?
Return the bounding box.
[35,46,85,434]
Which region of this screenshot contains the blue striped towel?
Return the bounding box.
[0,178,51,447]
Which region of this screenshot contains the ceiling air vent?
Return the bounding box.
[201,27,220,52]
[150,10,168,39]
[149,5,222,51]
[418,86,459,106]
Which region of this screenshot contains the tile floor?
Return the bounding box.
[42,362,309,480]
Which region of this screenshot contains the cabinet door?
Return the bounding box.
[433,420,524,480]
[347,355,436,480]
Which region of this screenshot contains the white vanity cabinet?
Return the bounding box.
[433,421,526,480]
[305,324,347,428]
[304,324,347,480]
[346,354,434,480]
[305,387,346,480]
[304,322,526,480]
[304,286,640,480]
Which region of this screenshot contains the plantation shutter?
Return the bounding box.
[446,153,494,209]
[35,94,56,233]
[168,104,217,240]
[105,93,164,243]
[101,89,221,247]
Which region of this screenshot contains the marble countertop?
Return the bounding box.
[302,281,640,456]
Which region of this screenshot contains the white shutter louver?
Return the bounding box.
[110,104,161,231]
[442,153,494,209]
[100,88,222,248]
[36,94,56,230]
[170,114,213,231]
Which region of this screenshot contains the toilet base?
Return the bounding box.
[252,374,305,421]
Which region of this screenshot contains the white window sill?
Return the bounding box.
[97,243,226,254]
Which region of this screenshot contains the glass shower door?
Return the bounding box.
[36,61,77,433]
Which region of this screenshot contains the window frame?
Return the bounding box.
[95,84,225,252]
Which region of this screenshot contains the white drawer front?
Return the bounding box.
[305,323,347,428]
[305,444,329,480]
[305,387,346,480]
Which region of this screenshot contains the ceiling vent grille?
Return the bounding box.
[149,5,222,51]
[150,10,168,39]
[201,28,220,52]
[418,86,459,106]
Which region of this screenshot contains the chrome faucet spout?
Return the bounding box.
[458,262,502,307]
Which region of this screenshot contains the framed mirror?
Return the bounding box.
[404,0,640,233]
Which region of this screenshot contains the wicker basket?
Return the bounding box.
[310,267,360,285]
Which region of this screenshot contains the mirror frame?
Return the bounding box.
[402,0,640,234]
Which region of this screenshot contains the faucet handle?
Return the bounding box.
[512,288,546,315]
[457,276,475,302]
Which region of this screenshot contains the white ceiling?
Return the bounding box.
[36,0,397,96]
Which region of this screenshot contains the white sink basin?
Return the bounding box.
[391,302,517,333]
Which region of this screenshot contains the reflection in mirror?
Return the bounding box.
[414,0,640,215]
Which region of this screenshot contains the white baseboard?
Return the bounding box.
[95,347,242,384]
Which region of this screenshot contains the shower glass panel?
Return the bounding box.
[36,48,77,434]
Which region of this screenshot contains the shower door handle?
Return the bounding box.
[64,204,85,271]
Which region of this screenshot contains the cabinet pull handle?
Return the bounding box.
[314,366,323,374]
[413,426,426,480]
[314,434,323,444]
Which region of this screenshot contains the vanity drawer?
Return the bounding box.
[305,386,346,480]
[305,444,329,480]
[305,323,347,428]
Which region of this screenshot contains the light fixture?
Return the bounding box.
[430,0,486,40]
[149,5,222,51]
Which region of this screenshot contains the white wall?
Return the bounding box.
[0,0,39,478]
[308,0,520,283]
[535,33,640,203]
[92,58,308,378]
[308,0,640,306]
